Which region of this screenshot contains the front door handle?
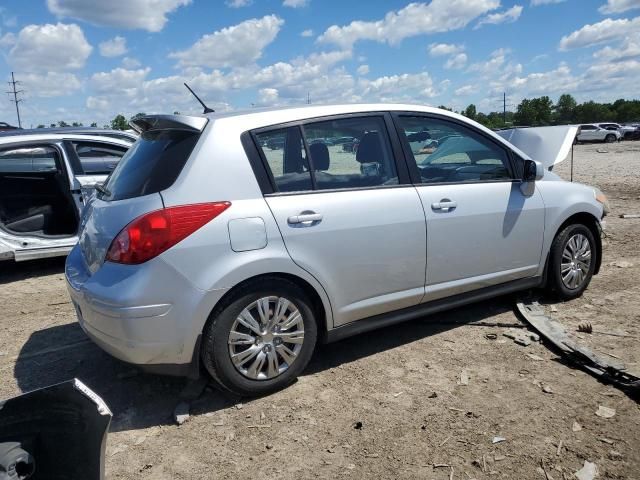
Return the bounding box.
[287,212,323,225]
[431,199,457,211]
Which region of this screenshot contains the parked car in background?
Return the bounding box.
[576,124,621,143]
[66,105,606,397]
[0,122,20,131]
[0,130,135,262]
[597,122,638,139]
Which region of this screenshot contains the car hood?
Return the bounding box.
[496,126,578,170]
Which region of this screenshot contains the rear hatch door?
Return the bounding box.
[78,116,208,274]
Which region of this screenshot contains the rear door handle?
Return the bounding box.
[431,199,457,211]
[287,213,323,225]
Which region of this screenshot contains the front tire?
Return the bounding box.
[201,278,317,397]
[605,134,616,143]
[547,224,596,300]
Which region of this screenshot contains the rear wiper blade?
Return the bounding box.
[94,183,111,197]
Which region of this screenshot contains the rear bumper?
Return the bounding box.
[65,245,227,374]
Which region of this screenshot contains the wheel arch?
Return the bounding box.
[546,212,603,279]
[205,272,330,341]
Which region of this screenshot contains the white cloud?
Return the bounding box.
[7,23,92,73]
[122,56,141,68]
[46,0,191,32]
[21,72,83,97]
[599,0,640,14]
[226,0,251,7]
[169,15,283,68]
[428,43,464,56]
[468,48,511,74]
[360,73,438,100]
[318,0,500,48]
[0,32,16,48]
[357,64,370,75]
[559,17,640,50]
[530,0,566,5]
[474,5,523,29]
[258,88,279,105]
[301,29,314,37]
[593,39,640,62]
[454,84,478,96]
[444,53,468,69]
[99,35,127,57]
[91,67,151,95]
[283,0,308,7]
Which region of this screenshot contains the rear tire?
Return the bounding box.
[547,224,596,300]
[201,278,317,397]
[605,134,616,143]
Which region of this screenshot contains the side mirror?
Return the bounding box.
[523,159,544,182]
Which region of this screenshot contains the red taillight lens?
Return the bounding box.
[105,202,231,264]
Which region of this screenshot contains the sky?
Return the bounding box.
[0,0,639,127]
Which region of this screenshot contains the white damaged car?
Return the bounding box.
[0,129,135,262]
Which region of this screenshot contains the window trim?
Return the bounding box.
[245,112,413,196]
[389,111,520,186]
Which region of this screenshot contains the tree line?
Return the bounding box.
[31,95,640,131]
[34,112,181,130]
[454,95,640,129]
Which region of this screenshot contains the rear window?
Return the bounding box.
[100,130,199,201]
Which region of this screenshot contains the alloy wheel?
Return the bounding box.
[228,296,305,380]
[560,233,592,290]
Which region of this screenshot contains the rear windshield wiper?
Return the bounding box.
[94,183,111,197]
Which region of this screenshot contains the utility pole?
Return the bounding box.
[7,72,24,128]
[307,91,310,105]
[503,92,506,126]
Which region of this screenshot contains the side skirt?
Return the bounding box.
[325,277,543,343]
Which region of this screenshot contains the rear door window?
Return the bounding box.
[101,129,200,201]
[254,127,313,192]
[303,116,398,190]
[72,141,128,174]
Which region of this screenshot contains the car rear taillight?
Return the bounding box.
[105,202,231,264]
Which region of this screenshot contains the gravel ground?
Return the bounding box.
[0,142,638,479]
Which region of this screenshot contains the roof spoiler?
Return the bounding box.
[129,114,208,134]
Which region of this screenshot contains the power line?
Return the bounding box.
[6,72,24,128]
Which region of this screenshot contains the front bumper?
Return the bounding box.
[65,245,227,374]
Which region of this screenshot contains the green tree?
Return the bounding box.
[49,123,56,128]
[90,122,98,127]
[574,101,614,123]
[554,94,577,124]
[58,120,69,127]
[514,96,553,126]
[36,124,45,128]
[463,104,477,120]
[72,121,83,127]
[110,114,129,130]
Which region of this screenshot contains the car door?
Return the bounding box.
[62,139,129,212]
[392,113,545,302]
[255,114,427,327]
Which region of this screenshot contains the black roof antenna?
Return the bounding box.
[184,82,215,114]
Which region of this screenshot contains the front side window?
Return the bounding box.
[0,145,58,173]
[303,116,398,190]
[396,116,512,184]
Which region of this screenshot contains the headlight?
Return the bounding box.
[593,188,610,216]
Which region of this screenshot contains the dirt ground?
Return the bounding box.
[1,142,639,479]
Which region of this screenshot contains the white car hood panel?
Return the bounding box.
[497,126,578,169]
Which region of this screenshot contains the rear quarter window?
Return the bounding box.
[101,129,200,201]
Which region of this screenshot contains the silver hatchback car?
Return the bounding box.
[65,105,606,396]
